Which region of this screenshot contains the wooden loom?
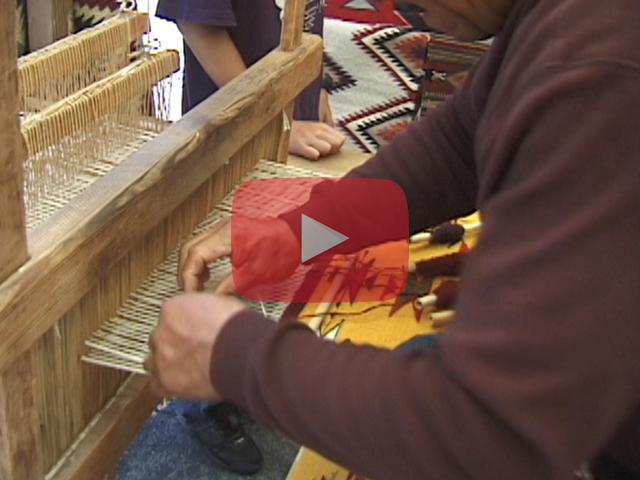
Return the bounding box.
[0,0,322,476]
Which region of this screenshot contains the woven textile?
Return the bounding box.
[74,0,123,31]
[325,0,408,26]
[286,214,481,480]
[416,33,490,119]
[324,20,428,153]
[325,21,487,153]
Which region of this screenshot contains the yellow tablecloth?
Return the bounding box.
[286,214,481,480]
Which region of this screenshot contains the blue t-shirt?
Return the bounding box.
[156,0,323,119]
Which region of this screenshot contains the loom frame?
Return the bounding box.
[0,0,320,477]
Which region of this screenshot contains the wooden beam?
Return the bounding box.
[23,50,179,156]
[46,375,158,480]
[0,33,323,374]
[0,7,37,478]
[280,0,306,51]
[277,0,307,162]
[0,351,44,480]
[26,0,73,51]
[0,0,29,284]
[276,103,296,164]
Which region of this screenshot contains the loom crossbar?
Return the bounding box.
[22,49,179,157]
[18,11,149,107]
[21,50,179,229]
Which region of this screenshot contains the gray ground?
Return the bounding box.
[117,404,299,480]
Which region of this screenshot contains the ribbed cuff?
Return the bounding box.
[210,310,276,406]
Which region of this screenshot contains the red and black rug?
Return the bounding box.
[323,19,489,153]
[325,0,409,26]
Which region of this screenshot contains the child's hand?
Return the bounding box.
[289,121,346,160]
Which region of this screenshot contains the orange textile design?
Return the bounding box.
[286,214,481,480]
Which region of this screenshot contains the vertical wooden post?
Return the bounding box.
[276,0,307,163]
[0,351,44,480]
[280,0,306,52]
[0,3,43,480]
[1,0,29,283]
[26,0,73,51]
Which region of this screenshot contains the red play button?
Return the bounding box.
[230,177,409,303]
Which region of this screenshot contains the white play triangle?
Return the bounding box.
[344,0,377,10]
[301,214,349,262]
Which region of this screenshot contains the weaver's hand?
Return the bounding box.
[289,121,346,160]
[179,216,300,295]
[145,293,246,400]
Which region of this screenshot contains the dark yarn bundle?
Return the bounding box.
[432,280,460,310]
[430,223,466,245]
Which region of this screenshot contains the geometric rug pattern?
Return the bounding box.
[416,33,490,119]
[337,97,416,152]
[354,26,429,93]
[323,52,358,94]
[74,0,123,31]
[323,20,429,153]
[324,19,489,153]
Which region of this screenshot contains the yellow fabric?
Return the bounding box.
[286,213,481,480]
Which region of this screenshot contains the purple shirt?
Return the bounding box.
[156,0,323,119]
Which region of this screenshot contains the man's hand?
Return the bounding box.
[179,216,301,295]
[145,293,247,400]
[289,121,346,160]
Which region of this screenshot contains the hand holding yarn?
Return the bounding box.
[145,293,247,400]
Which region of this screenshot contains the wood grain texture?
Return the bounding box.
[19,12,149,98]
[0,34,323,374]
[0,0,29,284]
[22,49,179,156]
[0,6,39,478]
[46,375,158,480]
[0,351,44,480]
[26,0,73,51]
[280,0,306,51]
[37,115,284,476]
[277,103,296,163]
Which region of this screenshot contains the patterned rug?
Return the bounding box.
[74,0,122,31]
[416,34,490,119]
[323,19,489,153]
[323,19,423,153]
[326,0,408,26]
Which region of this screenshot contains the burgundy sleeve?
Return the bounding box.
[280,73,479,243]
[212,61,640,480]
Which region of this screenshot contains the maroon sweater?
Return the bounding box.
[211,0,640,479]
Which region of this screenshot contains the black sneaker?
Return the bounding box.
[175,401,263,475]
